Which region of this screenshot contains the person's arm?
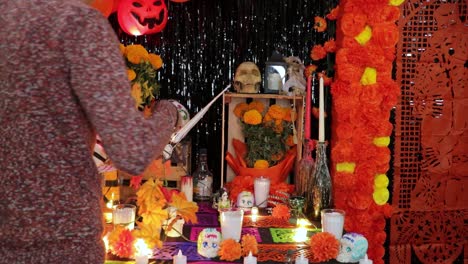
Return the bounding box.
[64,6,177,175]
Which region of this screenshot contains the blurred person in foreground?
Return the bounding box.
[0,0,177,263]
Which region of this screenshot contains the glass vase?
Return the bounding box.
[308,142,332,221]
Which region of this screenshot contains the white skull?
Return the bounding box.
[336,233,369,263]
[233,62,261,93]
[197,228,222,258]
[237,191,254,209]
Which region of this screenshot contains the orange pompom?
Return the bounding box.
[271,204,290,220]
[309,232,340,262]
[219,239,242,261]
[241,234,258,256]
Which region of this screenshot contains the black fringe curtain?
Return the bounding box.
[109,0,337,190]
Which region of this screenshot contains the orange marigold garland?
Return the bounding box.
[219,239,242,261]
[309,232,340,262]
[241,234,259,256]
[331,0,403,263]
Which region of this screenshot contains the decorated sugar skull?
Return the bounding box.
[169,100,190,131]
[118,0,168,36]
[237,191,254,209]
[336,233,368,263]
[197,228,221,258]
[233,62,261,93]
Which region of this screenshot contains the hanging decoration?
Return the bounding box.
[331,0,403,263]
[117,0,168,36]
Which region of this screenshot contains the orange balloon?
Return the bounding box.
[90,0,114,17]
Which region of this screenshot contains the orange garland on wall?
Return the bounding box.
[331,0,404,263]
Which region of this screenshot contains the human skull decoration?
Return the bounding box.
[118,0,168,36]
[197,228,221,258]
[233,62,261,93]
[237,191,254,209]
[336,233,368,263]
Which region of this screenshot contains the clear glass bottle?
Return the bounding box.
[309,142,332,221]
[193,148,213,201]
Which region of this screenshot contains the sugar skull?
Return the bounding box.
[197,228,221,258]
[117,0,168,36]
[233,62,261,93]
[237,191,254,209]
[336,233,368,263]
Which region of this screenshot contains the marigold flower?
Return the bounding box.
[309,232,340,262]
[267,105,286,120]
[304,64,318,77]
[110,228,135,258]
[271,204,290,219]
[219,239,242,261]
[234,102,249,118]
[324,39,337,53]
[283,108,297,122]
[126,44,149,64]
[248,100,265,113]
[241,234,258,256]
[253,160,269,169]
[310,45,327,61]
[127,69,136,81]
[263,113,273,123]
[326,5,340,20]
[314,16,327,32]
[243,109,262,125]
[148,53,163,69]
[340,13,367,37]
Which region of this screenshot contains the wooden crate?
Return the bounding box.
[221,93,304,186]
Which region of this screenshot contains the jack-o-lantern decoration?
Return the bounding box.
[117,0,168,36]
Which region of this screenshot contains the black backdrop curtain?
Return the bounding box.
[109,0,337,190]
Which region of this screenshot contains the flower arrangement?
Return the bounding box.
[330,0,403,263]
[119,44,163,111]
[107,159,198,258]
[233,100,296,168]
[218,234,258,261]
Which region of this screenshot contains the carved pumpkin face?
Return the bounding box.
[118,0,168,36]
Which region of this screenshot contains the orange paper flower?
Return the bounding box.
[310,45,327,61]
[241,234,259,256]
[219,239,242,261]
[326,5,340,20]
[304,64,318,77]
[314,16,328,32]
[324,39,337,53]
[271,204,290,220]
[309,232,340,262]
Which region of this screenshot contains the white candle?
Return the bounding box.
[180,176,193,202]
[359,254,373,264]
[295,252,309,264]
[173,249,187,264]
[318,76,325,142]
[251,206,259,222]
[134,239,151,264]
[254,177,270,208]
[244,251,257,264]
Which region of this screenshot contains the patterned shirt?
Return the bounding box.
[0,0,177,263]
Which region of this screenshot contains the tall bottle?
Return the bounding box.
[309,142,332,221]
[193,148,213,201]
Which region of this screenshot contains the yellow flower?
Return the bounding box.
[355,25,372,45]
[267,104,286,120]
[126,44,149,64]
[254,160,269,169]
[360,67,377,85]
[127,69,136,81]
[148,53,163,69]
[248,100,265,113]
[243,109,262,125]
[234,102,249,118]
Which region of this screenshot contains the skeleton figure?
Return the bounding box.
[237,191,255,209]
[282,56,306,96]
[233,62,261,93]
[336,233,369,263]
[197,228,222,258]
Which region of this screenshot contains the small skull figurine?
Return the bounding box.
[233,62,261,93]
[336,233,369,263]
[197,228,222,258]
[237,191,254,209]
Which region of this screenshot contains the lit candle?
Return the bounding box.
[359,254,373,264]
[304,75,312,140]
[134,239,151,264]
[244,251,257,264]
[180,176,193,202]
[295,252,309,264]
[251,206,259,222]
[254,177,270,208]
[318,76,325,142]
[173,249,187,264]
